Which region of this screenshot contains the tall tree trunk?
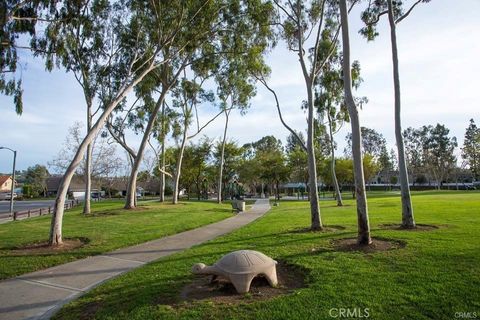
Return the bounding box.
[159,139,166,202]
[159,102,166,202]
[50,64,156,245]
[125,175,138,208]
[197,179,201,200]
[306,84,323,230]
[83,104,92,215]
[172,128,188,204]
[125,91,167,209]
[387,0,415,229]
[84,142,92,214]
[340,0,372,245]
[276,180,280,201]
[217,108,231,204]
[327,112,343,206]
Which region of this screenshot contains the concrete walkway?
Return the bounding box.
[0,199,271,320]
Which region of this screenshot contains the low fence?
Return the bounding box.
[9,199,80,221]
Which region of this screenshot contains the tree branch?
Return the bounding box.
[187,108,227,140]
[365,10,388,26]
[106,118,137,159]
[395,0,423,24]
[147,136,172,178]
[256,75,307,152]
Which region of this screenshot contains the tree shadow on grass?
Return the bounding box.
[289,225,346,234]
[378,223,439,231]
[331,237,407,253]
[3,237,90,255]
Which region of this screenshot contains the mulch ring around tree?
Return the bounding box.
[290,225,346,234]
[378,223,439,231]
[331,237,406,253]
[9,237,89,255]
[178,261,307,305]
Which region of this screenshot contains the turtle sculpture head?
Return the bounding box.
[192,263,207,274]
[191,250,278,294]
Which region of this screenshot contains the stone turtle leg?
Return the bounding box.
[230,273,256,294]
[263,265,278,287]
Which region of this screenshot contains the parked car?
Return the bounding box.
[0,192,17,200]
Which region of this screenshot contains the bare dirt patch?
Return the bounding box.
[178,261,307,305]
[10,237,88,255]
[290,225,346,234]
[379,223,439,231]
[332,237,406,253]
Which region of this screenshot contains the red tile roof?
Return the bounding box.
[0,175,11,185]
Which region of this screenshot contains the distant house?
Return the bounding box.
[46,175,162,199]
[105,177,160,197]
[0,175,14,193]
[46,175,102,199]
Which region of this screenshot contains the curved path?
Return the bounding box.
[0,199,271,320]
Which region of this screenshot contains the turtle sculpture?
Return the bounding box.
[192,250,278,294]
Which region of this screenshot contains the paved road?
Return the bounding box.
[0,200,56,215]
[0,199,271,320]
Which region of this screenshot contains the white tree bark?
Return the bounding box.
[159,102,166,202]
[217,108,231,204]
[83,104,92,215]
[339,0,372,245]
[49,63,157,245]
[327,112,343,206]
[125,91,168,208]
[387,0,415,228]
[294,4,324,230]
[159,135,166,202]
[305,84,323,230]
[172,125,188,204]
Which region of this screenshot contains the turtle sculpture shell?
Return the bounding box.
[192,250,278,294]
[216,250,276,274]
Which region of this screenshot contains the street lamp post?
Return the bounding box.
[0,147,17,215]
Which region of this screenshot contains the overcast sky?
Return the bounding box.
[1,0,479,173]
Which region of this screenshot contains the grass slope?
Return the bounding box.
[0,200,233,280]
[54,191,480,320]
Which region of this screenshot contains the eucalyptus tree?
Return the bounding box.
[155,102,177,201]
[261,150,289,201]
[237,145,262,196]
[286,131,306,154]
[339,0,372,245]
[45,1,204,246]
[360,0,430,228]
[315,65,347,205]
[34,0,118,215]
[170,77,220,204]
[177,137,212,200]
[1,0,59,114]
[315,56,366,206]
[345,127,387,161]
[462,119,480,181]
[257,0,359,230]
[213,1,274,204]
[124,0,275,208]
[421,124,458,189]
[214,140,243,199]
[215,73,254,204]
[113,67,178,208]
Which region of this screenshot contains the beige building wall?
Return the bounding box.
[0,177,13,192]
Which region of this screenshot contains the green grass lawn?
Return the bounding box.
[53,191,480,320]
[0,200,233,280]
